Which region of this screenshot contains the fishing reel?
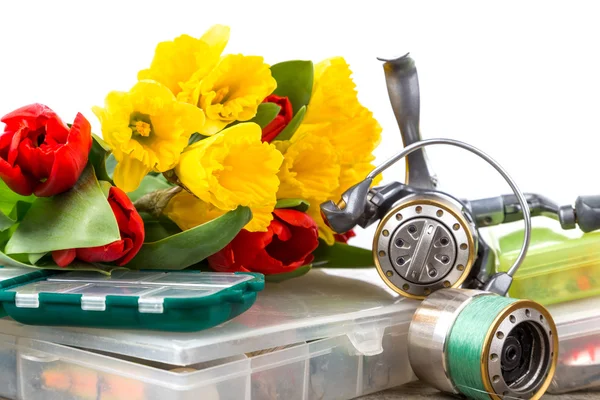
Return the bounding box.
[320,54,600,399]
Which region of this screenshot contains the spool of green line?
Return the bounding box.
[408,289,558,400]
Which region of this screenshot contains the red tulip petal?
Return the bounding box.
[0,157,35,195]
[270,219,292,242]
[34,113,92,197]
[273,209,317,229]
[334,230,356,243]
[52,249,77,267]
[208,243,251,273]
[44,115,70,144]
[1,104,58,131]
[230,228,274,267]
[246,250,288,274]
[76,239,128,263]
[265,211,319,267]
[107,187,145,266]
[261,95,294,143]
[16,139,55,180]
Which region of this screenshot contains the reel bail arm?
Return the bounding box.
[379,53,437,190]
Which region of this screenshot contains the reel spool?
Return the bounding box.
[373,192,478,298]
[408,289,558,400]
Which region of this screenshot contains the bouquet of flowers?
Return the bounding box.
[0,25,382,281]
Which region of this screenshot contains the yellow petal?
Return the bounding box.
[164,190,274,233]
[297,56,382,165]
[179,54,277,135]
[113,156,151,193]
[176,123,282,227]
[201,25,230,60]
[164,191,226,231]
[276,132,340,202]
[94,80,202,182]
[244,202,275,232]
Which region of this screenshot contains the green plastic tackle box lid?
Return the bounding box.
[493,223,600,305]
[0,267,264,332]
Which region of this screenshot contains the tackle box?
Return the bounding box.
[490,220,600,306]
[0,267,419,400]
[546,295,600,394]
[0,268,264,332]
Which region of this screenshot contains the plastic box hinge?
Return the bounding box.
[14,293,39,309]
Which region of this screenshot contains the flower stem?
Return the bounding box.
[133,185,183,218]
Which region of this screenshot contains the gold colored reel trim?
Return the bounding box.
[480,300,559,400]
[373,197,476,299]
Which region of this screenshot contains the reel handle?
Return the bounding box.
[575,195,600,233]
[468,193,600,233]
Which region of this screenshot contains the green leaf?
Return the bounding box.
[312,241,374,268]
[5,165,121,254]
[274,106,305,141]
[140,213,182,243]
[248,102,281,128]
[127,206,252,270]
[127,175,172,202]
[189,133,209,145]
[0,249,119,274]
[0,179,34,216]
[90,134,113,183]
[265,264,312,283]
[275,198,310,213]
[0,200,33,232]
[28,252,47,265]
[0,213,13,232]
[271,60,314,114]
[105,153,117,179]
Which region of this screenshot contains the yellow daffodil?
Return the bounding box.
[175,122,282,231]
[299,57,382,164]
[164,191,276,233]
[164,191,226,231]
[276,56,382,244]
[137,25,230,96]
[178,54,277,135]
[275,132,340,202]
[92,80,205,192]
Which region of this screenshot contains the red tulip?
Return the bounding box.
[0,104,92,197]
[261,95,294,143]
[334,229,356,244]
[52,187,145,267]
[208,209,319,274]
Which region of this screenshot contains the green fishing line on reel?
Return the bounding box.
[408,289,558,400]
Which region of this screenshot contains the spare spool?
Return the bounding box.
[408,288,558,400]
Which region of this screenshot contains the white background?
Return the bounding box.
[1,1,599,249]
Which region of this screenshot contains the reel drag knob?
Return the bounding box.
[373,193,477,299]
[408,289,558,400]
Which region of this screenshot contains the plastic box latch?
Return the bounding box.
[14,293,39,308]
[138,297,164,314]
[347,326,385,356]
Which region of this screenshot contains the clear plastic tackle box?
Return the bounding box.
[0,267,419,400]
[0,256,598,398]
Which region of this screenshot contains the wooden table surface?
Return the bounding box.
[358,381,599,399]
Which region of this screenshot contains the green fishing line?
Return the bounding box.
[446,295,519,400]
